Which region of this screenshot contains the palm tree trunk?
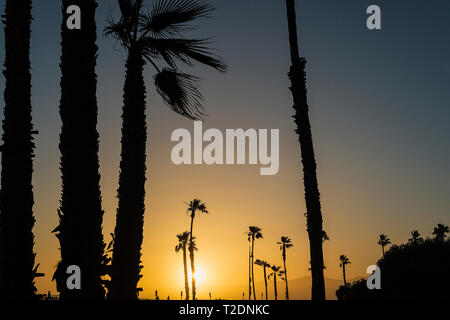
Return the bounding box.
[263,265,268,300]
[382,245,385,258]
[0,0,37,300]
[273,274,278,300]
[189,248,196,300]
[183,247,190,300]
[248,244,252,300]
[285,0,326,300]
[189,214,196,300]
[343,265,347,286]
[54,0,106,300]
[251,236,256,300]
[108,46,147,300]
[283,254,290,300]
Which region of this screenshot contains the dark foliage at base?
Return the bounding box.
[337,238,450,300]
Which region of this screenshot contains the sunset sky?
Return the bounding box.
[0,0,449,299]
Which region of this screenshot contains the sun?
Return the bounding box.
[193,268,205,285]
[187,266,206,286]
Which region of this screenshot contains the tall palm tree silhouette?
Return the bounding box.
[284,0,326,300]
[339,255,351,287]
[377,234,391,258]
[52,0,107,300]
[0,0,41,300]
[268,266,283,300]
[247,226,262,300]
[175,231,191,300]
[277,236,293,300]
[408,230,424,245]
[248,241,252,300]
[432,224,449,242]
[186,199,208,300]
[254,259,270,300]
[105,0,225,299]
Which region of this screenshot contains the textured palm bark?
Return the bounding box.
[0,0,37,300]
[286,0,326,300]
[108,47,147,300]
[55,0,106,300]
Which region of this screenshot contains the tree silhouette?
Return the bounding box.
[432,223,449,242]
[254,259,270,300]
[185,199,208,300]
[377,234,391,258]
[248,241,252,300]
[0,0,41,300]
[339,255,351,287]
[268,266,283,300]
[52,0,107,300]
[408,230,424,245]
[277,236,293,300]
[285,0,326,300]
[247,226,262,300]
[175,231,191,300]
[337,237,450,300]
[105,0,225,299]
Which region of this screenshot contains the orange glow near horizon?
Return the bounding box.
[9,1,448,301]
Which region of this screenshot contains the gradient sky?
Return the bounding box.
[0,0,449,299]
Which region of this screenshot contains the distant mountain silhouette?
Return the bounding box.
[154,276,364,301]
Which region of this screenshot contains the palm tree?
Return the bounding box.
[186,199,208,300]
[175,231,191,300]
[105,0,225,300]
[52,0,107,300]
[339,255,351,286]
[377,234,391,258]
[188,236,198,298]
[268,266,283,300]
[408,230,424,245]
[0,0,41,300]
[247,226,263,300]
[432,224,449,242]
[248,241,252,300]
[285,0,326,300]
[277,236,293,300]
[254,259,270,300]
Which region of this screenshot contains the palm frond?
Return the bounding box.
[154,68,205,120]
[104,16,132,46]
[142,37,226,72]
[140,0,214,37]
[105,0,144,45]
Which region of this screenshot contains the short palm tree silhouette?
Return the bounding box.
[339,255,351,286]
[186,199,208,300]
[432,224,449,242]
[408,230,424,245]
[247,226,263,300]
[268,266,284,300]
[175,231,191,300]
[105,0,225,299]
[277,236,293,300]
[378,234,391,258]
[254,259,271,300]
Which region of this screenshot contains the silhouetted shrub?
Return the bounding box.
[337,238,450,300]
